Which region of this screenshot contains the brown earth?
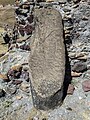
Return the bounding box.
[0,7,15,28]
[0,0,14,6]
[0,6,16,54]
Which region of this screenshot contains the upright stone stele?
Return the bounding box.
[29,8,65,110]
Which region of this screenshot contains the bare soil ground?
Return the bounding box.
[0,4,15,54]
[0,0,14,6]
[0,7,15,28]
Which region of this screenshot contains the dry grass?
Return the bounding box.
[0,0,14,6]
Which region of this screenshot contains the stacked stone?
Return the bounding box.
[15,0,34,37]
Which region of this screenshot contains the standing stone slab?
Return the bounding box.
[29,8,65,110]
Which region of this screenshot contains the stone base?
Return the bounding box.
[30,84,64,110]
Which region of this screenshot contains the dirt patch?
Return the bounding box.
[0,6,16,54]
[0,7,16,28]
[0,0,14,6]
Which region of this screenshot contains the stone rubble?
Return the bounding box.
[72,62,87,73]
[0,0,90,120]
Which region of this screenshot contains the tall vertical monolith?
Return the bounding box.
[29,8,65,110]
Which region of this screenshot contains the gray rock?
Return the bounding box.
[67,84,75,95]
[5,86,17,95]
[20,70,29,82]
[73,0,81,4]
[29,8,65,110]
[82,80,90,92]
[12,80,23,85]
[72,62,87,72]
[0,89,5,97]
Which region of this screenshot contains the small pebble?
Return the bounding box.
[12,80,22,85]
[71,71,82,77]
[66,107,72,111]
[0,89,5,97]
[82,80,90,92]
[7,64,22,80]
[16,95,23,100]
[67,84,75,95]
[73,0,81,4]
[5,87,17,95]
[0,74,10,82]
[20,70,29,82]
[20,82,30,93]
[10,64,22,71]
[20,44,31,51]
[82,16,88,20]
[72,62,87,72]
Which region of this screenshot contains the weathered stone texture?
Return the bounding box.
[29,8,65,110]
